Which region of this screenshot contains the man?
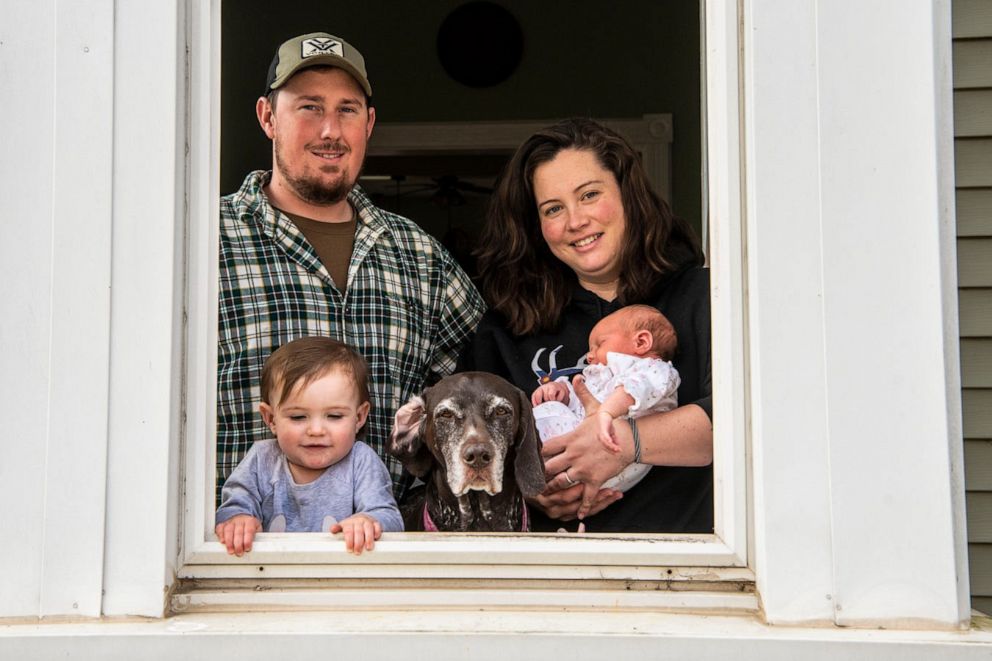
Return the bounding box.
[218,32,485,502]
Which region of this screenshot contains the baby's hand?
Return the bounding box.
[531,381,570,407]
[331,513,382,555]
[215,514,262,556]
[596,410,623,454]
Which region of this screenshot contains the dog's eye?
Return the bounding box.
[436,409,455,419]
[492,405,511,416]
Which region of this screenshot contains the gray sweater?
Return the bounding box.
[216,439,403,532]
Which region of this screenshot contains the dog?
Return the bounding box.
[388,372,545,532]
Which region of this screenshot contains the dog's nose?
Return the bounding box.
[461,442,493,469]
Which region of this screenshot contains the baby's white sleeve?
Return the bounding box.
[607,354,681,416]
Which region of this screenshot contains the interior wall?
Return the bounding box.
[220,0,702,237]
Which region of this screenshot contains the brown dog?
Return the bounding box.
[388,372,545,531]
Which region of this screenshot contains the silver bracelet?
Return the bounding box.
[631,418,642,464]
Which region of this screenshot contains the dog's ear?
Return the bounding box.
[388,394,434,478]
[513,388,547,498]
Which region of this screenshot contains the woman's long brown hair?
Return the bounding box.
[476,118,703,336]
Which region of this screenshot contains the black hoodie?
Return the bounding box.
[460,265,712,533]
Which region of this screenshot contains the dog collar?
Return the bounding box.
[422,501,530,532]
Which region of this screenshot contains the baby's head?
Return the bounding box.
[259,337,371,483]
[587,305,677,365]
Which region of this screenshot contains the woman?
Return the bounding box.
[462,118,712,533]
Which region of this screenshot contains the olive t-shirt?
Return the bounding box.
[283,208,357,292]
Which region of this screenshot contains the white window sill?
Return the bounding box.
[171,585,759,615]
[176,539,757,613]
[181,533,745,577]
[3,611,990,659]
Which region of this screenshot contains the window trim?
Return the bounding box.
[180,0,750,587]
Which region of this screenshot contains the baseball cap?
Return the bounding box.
[264,32,373,98]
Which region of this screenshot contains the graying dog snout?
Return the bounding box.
[461,442,493,469]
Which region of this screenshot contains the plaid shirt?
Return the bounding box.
[217,171,485,503]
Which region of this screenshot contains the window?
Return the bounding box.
[178,0,750,610]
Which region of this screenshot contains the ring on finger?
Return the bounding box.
[563,469,577,486]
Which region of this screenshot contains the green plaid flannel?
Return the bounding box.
[217,171,485,503]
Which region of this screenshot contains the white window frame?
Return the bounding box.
[178,0,751,606]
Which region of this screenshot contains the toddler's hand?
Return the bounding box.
[332,513,382,555]
[215,514,262,556]
[596,410,623,454]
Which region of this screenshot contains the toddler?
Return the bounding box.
[215,336,403,555]
[531,305,680,492]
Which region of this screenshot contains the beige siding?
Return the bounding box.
[954,0,992,614]
[972,545,992,593]
[968,493,992,543]
[958,189,992,236]
[956,139,992,187]
[954,90,992,137]
[964,390,992,438]
[962,338,992,388]
[976,596,992,615]
[953,0,992,39]
[966,441,992,488]
[960,290,992,336]
[953,41,992,89]
[958,239,992,286]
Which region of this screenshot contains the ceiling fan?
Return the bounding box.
[365,174,495,208]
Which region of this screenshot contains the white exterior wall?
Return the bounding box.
[101,0,185,618]
[1,1,55,616]
[0,0,981,655]
[1,0,116,617]
[744,0,968,626]
[0,0,184,619]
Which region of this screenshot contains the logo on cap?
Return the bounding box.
[301,37,343,59]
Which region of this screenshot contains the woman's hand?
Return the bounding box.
[541,376,635,519]
[528,483,622,521]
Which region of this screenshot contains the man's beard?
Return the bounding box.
[274,138,359,206]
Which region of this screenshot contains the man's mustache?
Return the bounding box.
[307,142,350,153]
